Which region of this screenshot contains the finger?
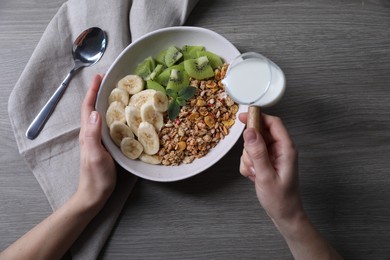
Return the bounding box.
[81,74,103,128]
[239,154,255,182]
[238,112,248,124]
[243,128,276,182]
[83,111,103,151]
[239,150,253,175]
[80,75,103,142]
[262,115,293,147]
[261,115,297,175]
[242,149,255,174]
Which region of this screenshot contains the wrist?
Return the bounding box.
[272,210,310,240]
[271,209,344,259]
[70,190,107,218]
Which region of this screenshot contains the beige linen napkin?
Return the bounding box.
[8,0,198,259]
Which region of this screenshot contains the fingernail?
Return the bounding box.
[250,166,256,176]
[89,111,98,124]
[244,129,257,144]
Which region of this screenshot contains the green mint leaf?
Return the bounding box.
[178,86,196,100]
[176,97,187,106]
[166,88,178,98]
[168,99,181,120]
[167,87,196,120]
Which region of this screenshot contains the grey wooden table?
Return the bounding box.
[1,0,390,259]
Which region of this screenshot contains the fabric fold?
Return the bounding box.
[7,0,198,259]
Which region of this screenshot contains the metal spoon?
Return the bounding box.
[26,27,107,140]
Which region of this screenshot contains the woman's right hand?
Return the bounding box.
[239,113,305,229]
[239,113,343,259]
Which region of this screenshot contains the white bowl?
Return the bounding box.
[96,26,247,182]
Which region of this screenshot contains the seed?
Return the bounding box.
[214,69,221,80]
[178,128,185,136]
[222,112,230,121]
[215,110,221,118]
[226,96,235,106]
[223,126,228,135]
[197,120,206,129]
[203,135,212,142]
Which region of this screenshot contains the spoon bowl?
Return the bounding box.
[73,28,107,65]
[26,27,107,140]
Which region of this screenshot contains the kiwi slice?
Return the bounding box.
[155,67,171,87]
[184,56,214,80]
[135,56,156,79]
[156,63,185,87]
[146,80,166,94]
[182,45,205,60]
[146,64,164,80]
[196,50,223,69]
[164,46,183,67]
[155,49,168,66]
[166,69,190,92]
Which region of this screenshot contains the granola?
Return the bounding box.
[158,64,238,165]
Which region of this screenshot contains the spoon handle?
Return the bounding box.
[247,106,262,134]
[26,71,74,140]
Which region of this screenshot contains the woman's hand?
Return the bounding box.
[76,74,116,214]
[239,113,304,226]
[239,113,343,259]
[0,75,118,260]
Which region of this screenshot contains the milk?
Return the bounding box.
[222,52,286,107]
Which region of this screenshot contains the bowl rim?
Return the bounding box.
[96,26,247,182]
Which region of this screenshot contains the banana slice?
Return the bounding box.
[140,102,164,131]
[120,137,143,159]
[138,153,162,165]
[152,90,169,112]
[117,75,144,95]
[128,89,156,108]
[108,87,129,105]
[109,121,134,147]
[106,101,126,127]
[137,122,160,155]
[125,106,142,137]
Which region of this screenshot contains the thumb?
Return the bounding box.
[243,128,275,179]
[83,111,103,149]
